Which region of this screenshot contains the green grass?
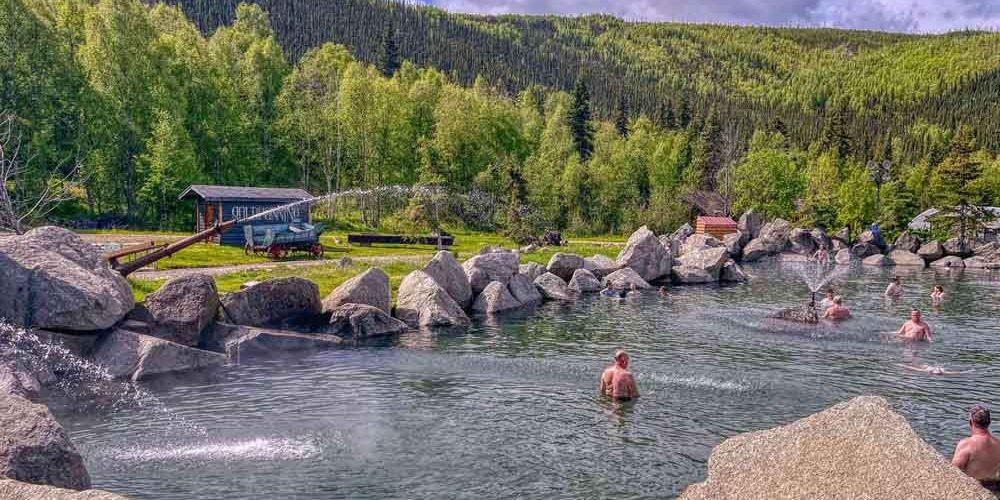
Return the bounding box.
[127,232,624,301]
[118,227,624,271]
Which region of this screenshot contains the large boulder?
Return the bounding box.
[617,225,672,282]
[931,256,965,268]
[888,250,926,268]
[862,254,892,267]
[810,228,832,250]
[220,277,321,327]
[834,248,853,265]
[973,242,1000,259]
[471,281,523,314]
[507,274,543,306]
[0,478,127,499]
[680,234,722,257]
[0,393,90,490]
[321,268,391,314]
[737,209,764,240]
[463,251,519,295]
[679,396,993,500]
[533,272,576,301]
[851,242,881,259]
[788,228,816,255]
[327,303,408,338]
[220,327,342,358]
[395,271,470,328]
[833,227,851,245]
[722,232,744,258]
[583,254,619,279]
[893,231,922,254]
[0,226,133,331]
[917,241,944,262]
[831,239,848,252]
[742,219,791,262]
[667,223,695,251]
[546,253,585,282]
[421,251,472,308]
[568,268,602,293]
[90,329,226,381]
[943,237,973,257]
[601,268,651,290]
[676,247,729,279]
[143,274,219,346]
[671,266,717,284]
[0,358,42,401]
[518,262,546,282]
[719,261,748,283]
[963,256,999,269]
[858,229,886,251]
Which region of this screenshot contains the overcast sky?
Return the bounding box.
[420,0,1000,33]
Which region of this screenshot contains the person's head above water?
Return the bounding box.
[970,405,991,430]
[833,296,843,305]
[614,349,630,369]
[892,276,901,284]
[910,308,922,321]
[825,289,835,299]
[934,285,944,293]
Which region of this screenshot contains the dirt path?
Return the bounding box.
[130,254,429,281]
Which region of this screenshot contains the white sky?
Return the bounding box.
[421,0,1000,33]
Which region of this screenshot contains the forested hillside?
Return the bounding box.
[2,0,998,240]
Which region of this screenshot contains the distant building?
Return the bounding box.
[179,185,313,246]
[908,206,1000,242]
[696,215,738,240]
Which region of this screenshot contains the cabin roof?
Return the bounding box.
[179,185,313,203]
[908,206,1000,230]
[697,216,738,226]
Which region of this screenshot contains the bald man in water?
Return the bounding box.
[953,405,1000,486]
[895,308,933,342]
[600,350,639,400]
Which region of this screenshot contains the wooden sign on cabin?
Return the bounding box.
[179,185,313,246]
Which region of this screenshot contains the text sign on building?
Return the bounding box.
[230,204,306,222]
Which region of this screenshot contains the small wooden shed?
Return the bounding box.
[696,215,738,240]
[179,185,313,246]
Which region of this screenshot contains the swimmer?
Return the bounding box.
[599,350,639,400]
[822,296,850,320]
[626,283,640,297]
[659,286,669,298]
[818,289,836,309]
[895,308,933,342]
[600,285,621,298]
[896,363,972,375]
[931,285,945,302]
[884,276,903,299]
[952,405,1000,485]
[813,246,829,264]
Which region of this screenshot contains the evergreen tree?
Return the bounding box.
[692,107,723,191]
[377,24,399,77]
[568,76,594,161]
[614,95,629,137]
[819,103,851,158]
[934,125,982,203]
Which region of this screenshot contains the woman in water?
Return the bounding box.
[931,285,945,302]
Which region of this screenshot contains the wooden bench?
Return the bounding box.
[347,233,454,247]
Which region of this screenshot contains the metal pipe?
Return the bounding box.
[115,218,240,276]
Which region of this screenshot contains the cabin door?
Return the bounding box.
[204,203,215,228]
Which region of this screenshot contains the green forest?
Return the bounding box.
[2,0,999,240]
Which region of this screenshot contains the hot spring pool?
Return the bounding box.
[59,262,1000,499]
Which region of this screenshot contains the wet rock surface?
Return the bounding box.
[0,478,127,499]
[680,396,993,500]
[91,329,226,381]
[0,226,133,332]
[0,392,90,490]
[533,272,576,301]
[321,268,391,315]
[471,281,523,314]
[327,303,408,338]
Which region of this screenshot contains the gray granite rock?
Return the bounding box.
[220,277,321,327]
[322,268,391,314]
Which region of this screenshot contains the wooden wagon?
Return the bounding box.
[244,221,326,259]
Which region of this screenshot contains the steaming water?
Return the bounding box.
[60,261,999,499]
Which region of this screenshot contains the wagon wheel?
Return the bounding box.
[312,243,324,259]
[280,248,290,259]
[268,245,283,260]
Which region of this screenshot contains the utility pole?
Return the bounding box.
[867,159,891,217]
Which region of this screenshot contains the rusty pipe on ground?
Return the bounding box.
[115,218,240,277]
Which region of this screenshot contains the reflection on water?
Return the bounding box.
[60,261,1000,499]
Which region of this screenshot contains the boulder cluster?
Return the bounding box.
[722,209,1000,270]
